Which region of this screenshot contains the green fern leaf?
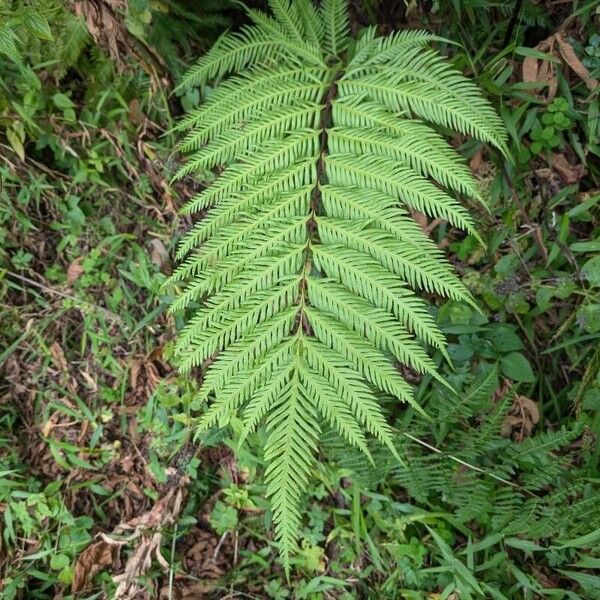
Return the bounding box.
[169,0,506,571]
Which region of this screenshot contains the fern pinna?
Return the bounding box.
[169,0,506,567]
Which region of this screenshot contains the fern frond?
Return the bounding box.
[179,26,279,90]
[179,132,319,216]
[299,360,372,459]
[320,184,448,250]
[305,307,416,407]
[178,246,305,324]
[176,281,298,371]
[179,79,326,149]
[176,102,321,177]
[339,47,507,151]
[307,278,447,386]
[178,189,311,269]
[315,218,475,305]
[169,0,506,568]
[264,362,320,569]
[238,363,295,445]
[320,0,349,57]
[312,245,448,355]
[178,156,316,228]
[201,308,298,402]
[268,0,306,42]
[246,7,325,66]
[295,0,324,47]
[177,66,324,132]
[171,214,307,285]
[326,154,480,237]
[441,363,499,424]
[348,29,446,72]
[328,118,482,199]
[197,341,296,432]
[302,338,403,455]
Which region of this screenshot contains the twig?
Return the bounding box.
[168,523,177,600]
[213,531,229,562]
[0,142,71,180]
[6,271,123,324]
[401,431,537,497]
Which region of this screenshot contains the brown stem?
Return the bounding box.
[296,69,341,335]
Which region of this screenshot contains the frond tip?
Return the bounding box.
[169,0,507,570]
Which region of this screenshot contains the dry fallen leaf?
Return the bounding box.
[521,34,598,101]
[72,0,129,69]
[72,478,189,598]
[522,36,558,101]
[130,359,142,391]
[555,34,599,91]
[522,54,540,85]
[71,0,168,91]
[41,413,59,438]
[67,257,84,284]
[129,351,168,405]
[502,395,540,440]
[72,536,125,593]
[410,209,432,237]
[148,239,171,275]
[469,148,484,172]
[122,482,185,531]
[128,98,143,126]
[111,482,187,599]
[159,581,215,600]
[113,532,166,598]
[551,153,586,184]
[50,342,68,372]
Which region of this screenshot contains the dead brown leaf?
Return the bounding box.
[148,239,171,275]
[469,149,484,172]
[181,528,233,580]
[521,34,598,101]
[522,36,558,101]
[158,581,215,600]
[71,478,188,598]
[73,0,127,67]
[551,153,586,184]
[120,479,186,532]
[502,395,540,441]
[411,209,429,233]
[111,481,187,599]
[555,34,599,90]
[522,54,539,85]
[72,0,168,89]
[41,413,59,438]
[113,532,167,598]
[67,257,84,284]
[50,342,68,372]
[129,349,169,405]
[72,536,125,593]
[128,98,143,126]
[130,360,142,391]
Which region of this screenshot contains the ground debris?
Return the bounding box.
[502,395,540,441]
[72,476,189,597]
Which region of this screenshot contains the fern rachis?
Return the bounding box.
[170,0,507,569]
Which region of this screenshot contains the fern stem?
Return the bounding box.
[296,66,341,336]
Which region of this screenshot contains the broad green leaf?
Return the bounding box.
[500,352,535,383]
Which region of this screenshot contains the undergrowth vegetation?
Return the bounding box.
[0,1,599,599]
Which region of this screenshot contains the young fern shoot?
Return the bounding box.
[169,0,507,569]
